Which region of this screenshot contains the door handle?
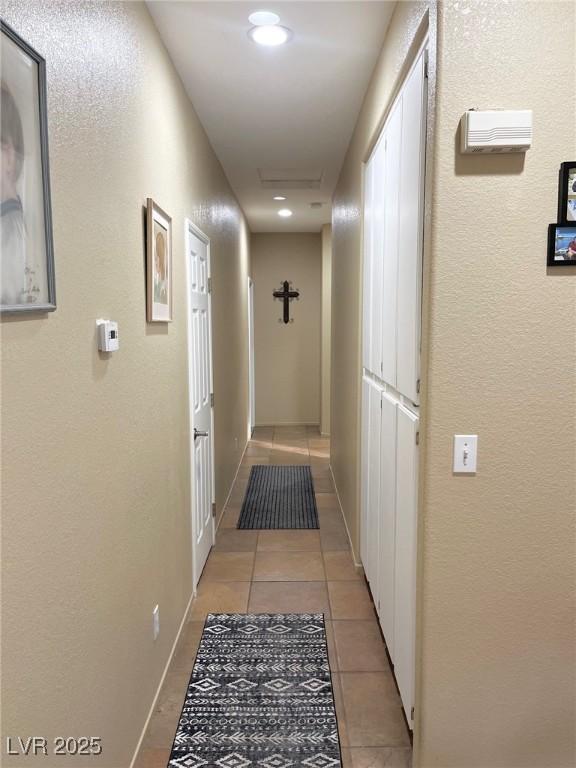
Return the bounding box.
[194,428,209,440]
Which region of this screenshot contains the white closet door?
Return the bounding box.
[394,404,419,723]
[362,379,382,598]
[396,50,427,403]
[377,392,397,657]
[381,99,402,388]
[362,160,374,371]
[370,136,386,378]
[360,377,371,569]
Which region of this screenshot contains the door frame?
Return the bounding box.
[185,218,215,593]
[247,277,255,438]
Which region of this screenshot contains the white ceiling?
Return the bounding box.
[147,1,395,232]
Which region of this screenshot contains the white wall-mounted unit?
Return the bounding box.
[360,42,428,727]
[460,109,532,154]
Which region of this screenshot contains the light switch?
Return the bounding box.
[453,435,478,473]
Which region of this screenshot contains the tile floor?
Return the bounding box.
[135,426,411,768]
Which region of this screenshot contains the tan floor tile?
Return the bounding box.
[189,581,250,620]
[342,748,412,768]
[257,530,321,551]
[253,551,325,581]
[252,427,274,439]
[311,464,332,479]
[316,493,340,509]
[328,581,375,620]
[201,551,254,581]
[323,551,362,581]
[241,457,270,467]
[248,581,330,614]
[321,527,351,551]
[171,621,204,674]
[134,747,172,768]
[269,450,310,464]
[219,509,240,528]
[332,673,350,748]
[314,476,335,492]
[214,529,258,551]
[142,670,189,748]
[245,444,272,457]
[325,619,339,671]
[333,621,388,671]
[340,672,410,747]
[229,482,249,504]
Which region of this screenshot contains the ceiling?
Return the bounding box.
[147,2,395,232]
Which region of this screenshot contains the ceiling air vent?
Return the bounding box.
[258,168,324,190]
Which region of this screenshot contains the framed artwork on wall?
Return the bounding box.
[558,161,576,224]
[547,224,576,267]
[146,197,172,322]
[1,20,56,313]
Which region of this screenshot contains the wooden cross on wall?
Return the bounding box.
[273,280,300,324]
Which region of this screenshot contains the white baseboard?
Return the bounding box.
[329,464,362,567]
[129,590,194,768]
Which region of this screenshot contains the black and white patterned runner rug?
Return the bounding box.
[237,466,319,529]
[168,613,341,768]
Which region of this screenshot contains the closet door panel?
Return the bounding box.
[360,377,371,569]
[394,404,419,724]
[396,51,426,403]
[381,99,402,388]
[362,158,374,372]
[365,381,383,599]
[377,392,397,658]
[370,136,386,378]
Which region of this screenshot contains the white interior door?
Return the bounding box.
[186,220,214,591]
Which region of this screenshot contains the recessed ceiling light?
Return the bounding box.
[273,195,287,201]
[278,208,293,218]
[248,24,291,47]
[248,10,280,26]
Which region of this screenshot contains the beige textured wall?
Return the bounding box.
[0,2,249,766]
[417,2,576,765]
[251,233,321,426]
[332,1,576,766]
[331,1,430,556]
[320,225,332,436]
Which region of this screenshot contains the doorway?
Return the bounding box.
[185,219,215,590]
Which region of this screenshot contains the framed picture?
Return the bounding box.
[558,161,576,224]
[1,21,56,313]
[547,223,576,267]
[146,198,172,322]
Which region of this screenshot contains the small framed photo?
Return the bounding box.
[547,224,576,266]
[146,198,172,322]
[1,21,56,313]
[558,161,576,224]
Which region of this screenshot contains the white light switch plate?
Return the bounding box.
[453,435,478,473]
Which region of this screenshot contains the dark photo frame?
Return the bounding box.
[547,223,576,267]
[1,20,56,313]
[557,161,576,225]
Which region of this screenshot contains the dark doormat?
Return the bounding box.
[237,465,319,529]
[167,613,342,768]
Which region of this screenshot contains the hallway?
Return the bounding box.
[136,427,411,768]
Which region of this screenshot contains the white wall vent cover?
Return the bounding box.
[460,109,532,153]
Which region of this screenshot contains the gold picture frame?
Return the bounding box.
[146,197,172,322]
